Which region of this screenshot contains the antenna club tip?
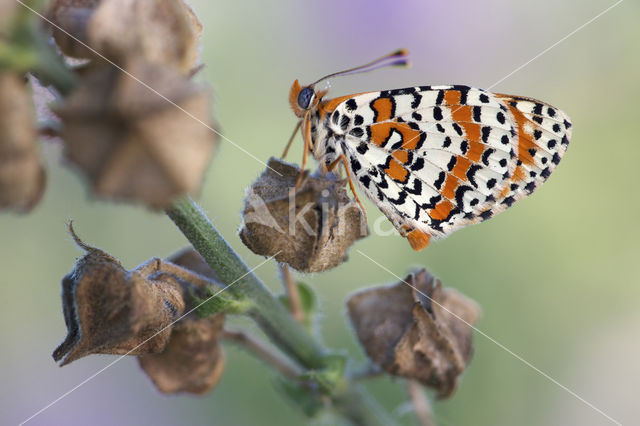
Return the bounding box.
[393,48,410,57]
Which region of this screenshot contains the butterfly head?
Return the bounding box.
[289,49,410,118]
[289,80,318,117]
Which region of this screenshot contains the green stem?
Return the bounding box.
[165,197,326,368]
[165,197,398,426]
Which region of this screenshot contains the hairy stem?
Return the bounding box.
[165,197,325,368]
[165,197,398,426]
[222,329,301,379]
[279,264,304,322]
[407,380,436,426]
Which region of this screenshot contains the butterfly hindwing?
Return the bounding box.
[322,85,570,239]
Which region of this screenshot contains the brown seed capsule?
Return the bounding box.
[54,59,217,208]
[52,233,186,366]
[48,0,101,59]
[138,313,226,395]
[239,157,368,273]
[138,247,226,395]
[166,247,221,283]
[347,269,481,398]
[87,0,202,74]
[0,72,46,213]
[47,0,202,73]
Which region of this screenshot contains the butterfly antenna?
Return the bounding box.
[312,48,410,85]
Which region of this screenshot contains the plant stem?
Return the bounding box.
[222,329,301,379]
[165,197,326,368]
[165,196,399,426]
[279,263,304,322]
[407,380,436,426]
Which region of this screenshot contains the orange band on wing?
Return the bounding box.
[406,228,431,251]
[441,175,460,200]
[451,156,472,181]
[452,105,472,122]
[392,150,409,164]
[444,90,461,106]
[385,158,409,182]
[371,97,394,121]
[430,200,454,221]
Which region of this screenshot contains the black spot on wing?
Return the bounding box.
[446,156,457,171]
[340,115,350,131]
[433,171,445,190]
[481,126,491,143]
[345,99,357,111]
[356,142,368,154]
[502,196,515,207]
[405,178,422,195]
[411,92,422,109]
[466,164,482,187]
[473,106,482,122]
[481,148,495,166]
[410,157,425,171]
[433,106,443,121]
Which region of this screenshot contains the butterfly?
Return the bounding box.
[284,49,571,251]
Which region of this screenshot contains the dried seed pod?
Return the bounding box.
[138,313,226,394]
[239,157,368,273]
[166,247,221,283]
[52,234,186,366]
[347,269,481,398]
[86,0,202,74]
[55,59,217,208]
[48,0,101,59]
[0,72,46,213]
[139,247,226,394]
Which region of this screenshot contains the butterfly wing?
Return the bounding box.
[322,85,571,247]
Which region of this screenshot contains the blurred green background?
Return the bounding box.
[2,0,639,425]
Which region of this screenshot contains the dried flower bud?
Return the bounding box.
[0,72,46,213]
[347,269,481,398]
[48,0,101,59]
[239,157,368,273]
[55,59,217,208]
[53,232,186,366]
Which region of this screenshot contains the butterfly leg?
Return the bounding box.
[281,120,301,159]
[295,112,312,189]
[327,154,368,224]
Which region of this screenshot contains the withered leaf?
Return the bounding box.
[55,59,217,208]
[347,269,481,398]
[0,72,46,213]
[239,157,368,273]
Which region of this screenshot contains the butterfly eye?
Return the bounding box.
[297,87,315,110]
